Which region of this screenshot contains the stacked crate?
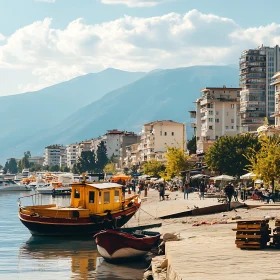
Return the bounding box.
[272,219,280,248]
[234,219,270,249]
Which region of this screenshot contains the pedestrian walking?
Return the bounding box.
[224,182,234,211]
[183,182,190,200]
[199,181,205,200]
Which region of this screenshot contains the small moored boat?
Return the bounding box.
[18,182,141,236]
[94,229,160,261]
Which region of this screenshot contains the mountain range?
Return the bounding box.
[0,65,239,164]
[0,66,238,163]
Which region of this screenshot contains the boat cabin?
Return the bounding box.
[70,182,124,214]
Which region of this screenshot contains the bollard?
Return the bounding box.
[144,188,148,197]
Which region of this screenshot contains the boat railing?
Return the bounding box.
[18,193,46,207]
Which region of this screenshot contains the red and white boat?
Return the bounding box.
[94,230,160,261]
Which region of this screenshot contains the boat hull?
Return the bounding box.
[18,208,137,236]
[0,185,31,191]
[94,230,160,261]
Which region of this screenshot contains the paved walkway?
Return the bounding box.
[166,223,280,280]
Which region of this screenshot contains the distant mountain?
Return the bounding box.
[15,65,239,158]
[0,69,146,162]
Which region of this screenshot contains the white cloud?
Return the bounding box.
[1,9,280,95]
[101,0,170,7]
[0,34,5,41]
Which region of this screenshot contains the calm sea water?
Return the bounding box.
[0,191,147,280]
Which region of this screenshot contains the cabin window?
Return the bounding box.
[74,189,80,199]
[89,191,95,203]
[104,191,110,204]
[114,190,120,202]
[99,191,102,205]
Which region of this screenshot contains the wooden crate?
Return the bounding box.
[235,219,270,250]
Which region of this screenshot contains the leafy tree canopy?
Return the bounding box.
[143,159,165,177]
[103,163,116,175]
[187,135,196,155]
[76,151,96,173]
[161,145,190,180]
[96,141,108,172]
[245,135,280,191]
[3,158,18,174]
[204,134,260,177]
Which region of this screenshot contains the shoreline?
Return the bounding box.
[124,189,280,280]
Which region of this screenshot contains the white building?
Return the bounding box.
[193,86,241,154]
[44,145,65,166]
[59,146,67,168]
[102,129,124,159]
[139,120,186,162]
[29,156,44,166]
[66,144,78,168]
[271,72,280,126]
[78,141,92,157]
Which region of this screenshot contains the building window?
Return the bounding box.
[231,126,234,129]
[89,191,95,203]
[114,190,120,202]
[160,131,162,136]
[206,136,210,140]
[164,132,167,136]
[215,136,219,140]
[74,189,80,199]
[172,132,174,136]
[209,126,213,130]
[231,104,234,108]
[208,118,213,122]
[231,119,234,123]
[215,119,219,123]
[216,111,219,115]
[225,126,229,129]
[104,192,110,204]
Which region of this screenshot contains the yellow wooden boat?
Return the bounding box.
[18,182,141,236]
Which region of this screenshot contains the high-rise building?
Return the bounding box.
[271,71,280,126]
[239,45,280,132]
[44,145,65,166]
[193,86,241,154]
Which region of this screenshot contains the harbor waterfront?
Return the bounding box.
[0,191,146,280]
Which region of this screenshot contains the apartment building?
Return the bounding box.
[239,45,280,132]
[194,86,241,154]
[66,144,78,168]
[43,145,65,166]
[101,129,124,159]
[119,132,140,169]
[271,71,280,126]
[123,143,140,168]
[77,141,92,157]
[29,156,44,166]
[139,120,186,162]
[59,146,67,168]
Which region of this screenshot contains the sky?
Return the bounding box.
[1,0,280,96]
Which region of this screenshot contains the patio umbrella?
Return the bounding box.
[240,172,256,180]
[190,174,210,180]
[211,175,235,181]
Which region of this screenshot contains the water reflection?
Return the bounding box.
[18,236,147,280]
[19,236,98,280]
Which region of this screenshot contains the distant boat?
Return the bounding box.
[18,182,141,236]
[94,229,160,261]
[0,178,31,192]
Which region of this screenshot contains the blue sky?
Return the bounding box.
[1,0,280,95]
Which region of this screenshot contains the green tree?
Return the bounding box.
[49,165,60,172]
[205,134,260,177]
[0,164,3,170]
[76,151,96,173]
[103,162,116,174]
[245,135,280,192]
[96,141,108,172]
[143,159,166,177]
[60,166,70,172]
[3,158,18,174]
[187,135,196,155]
[24,151,31,158]
[72,163,79,174]
[29,163,43,172]
[161,145,190,180]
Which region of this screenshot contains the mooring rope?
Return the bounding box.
[140,207,158,219]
